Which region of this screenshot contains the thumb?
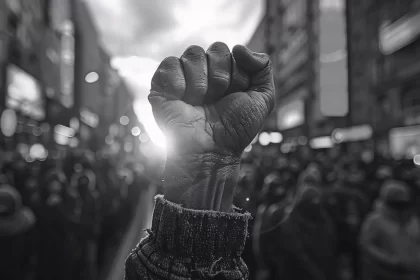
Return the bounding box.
[232,45,275,114]
[232,45,270,73]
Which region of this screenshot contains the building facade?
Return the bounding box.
[366,0,420,158]
[72,0,103,150]
[251,0,353,150]
[346,0,376,128]
[0,0,131,152]
[265,0,313,144]
[73,0,101,115]
[309,0,350,139]
[0,0,49,148]
[42,0,76,132]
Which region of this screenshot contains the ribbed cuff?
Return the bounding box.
[128,195,252,280]
[151,195,251,261]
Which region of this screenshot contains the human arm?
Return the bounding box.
[125,42,275,280]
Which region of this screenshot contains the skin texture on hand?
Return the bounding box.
[149,42,275,212]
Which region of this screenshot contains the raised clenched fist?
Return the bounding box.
[149,42,275,158]
[149,42,275,211]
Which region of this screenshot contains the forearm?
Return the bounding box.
[163,153,241,212]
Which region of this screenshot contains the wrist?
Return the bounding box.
[163,152,241,212]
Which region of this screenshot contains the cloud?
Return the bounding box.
[86,0,264,59]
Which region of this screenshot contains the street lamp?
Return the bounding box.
[85,72,99,83]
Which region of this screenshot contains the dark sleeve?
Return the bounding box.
[346,189,370,215]
[125,195,252,280]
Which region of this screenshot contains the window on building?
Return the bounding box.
[370,60,379,85]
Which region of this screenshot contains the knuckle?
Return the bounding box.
[192,82,207,91]
[162,56,179,63]
[193,76,207,84]
[182,45,206,58]
[161,56,181,69]
[207,42,230,54]
[210,71,230,84]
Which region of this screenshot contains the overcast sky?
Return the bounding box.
[84,0,264,148]
[85,0,264,61]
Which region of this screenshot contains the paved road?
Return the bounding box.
[106,185,157,280]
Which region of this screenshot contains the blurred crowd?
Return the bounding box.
[2,139,420,280]
[0,147,151,280]
[236,144,420,280]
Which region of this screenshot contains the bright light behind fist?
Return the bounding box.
[149,42,275,158]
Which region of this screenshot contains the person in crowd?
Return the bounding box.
[126,161,149,213]
[252,171,294,280]
[0,184,36,280]
[395,160,419,211]
[125,43,274,279]
[97,157,125,269]
[359,151,380,209]
[1,160,16,186]
[235,162,258,213]
[116,161,135,229]
[257,170,294,208]
[23,161,42,207]
[253,155,270,191]
[236,161,259,280]
[412,168,420,217]
[343,162,367,192]
[255,167,337,280]
[324,176,370,280]
[10,154,28,195]
[71,166,101,280]
[288,156,303,182]
[360,180,420,280]
[36,168,75,280]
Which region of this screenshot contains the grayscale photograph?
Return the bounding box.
[0,0,420,279]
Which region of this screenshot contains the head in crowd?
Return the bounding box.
[260,171,295,206]
[27,161,41,176]
[360,149,374,164]
[0,185,35,236]
[395,159,416,182]
[345,162,366,184]
[0,162,15,186]
[295,162,323,191]
[43,169,68,207]
[71,168,97,200]
[375,165,393,181]
[378,180,413,221]
[413,168,420,187]
[304,162,322,181]
[239,163,257,190]
[288,157,302,178]
[290,165,325,221]
[274,156,289,170]
[12,155,26,172]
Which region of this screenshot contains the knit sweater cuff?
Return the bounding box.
[128,195,252,279]
[152,195,251,260]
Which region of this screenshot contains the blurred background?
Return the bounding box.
[1,0,420,280]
